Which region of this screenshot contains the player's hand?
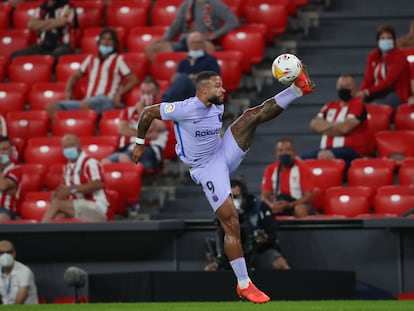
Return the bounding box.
[131,144,145,163]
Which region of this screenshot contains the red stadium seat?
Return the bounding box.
[0,29,31,61]
[98,109,121,136]
[72,0,104,29]
[347,157,396,194]
[24,136,66,165]
[122,52,149,83]
[149,52,188,85]
[150,0,182,27]
[397,292,414,300]
[163,120,177,161]
[102,162,144,215]
[221,24,266,73]
[365,103,394,156]
[6,110,49,141]
[324,186,372,217]
[394,104,414,131]
[375,130,414,165]
[79,135,118,161]
[20,191,52,222]
[126,26,167,54]
[44,163,64,191]
[80,27,126,54]
[8,55,54,89]
[105,1,149,34]
[17,164,46,215]
[354,213,398,219]
[12,1,41,29]
[303,158,346,211]
[374,185,414,216]
[51,110,98,137]
[399,158,414,185]
[0,2,12,30]
[28,82,66,110]
[243,0,289,43]
[55,53,89,82]
[0,82,28,115]
[211,51,243,92]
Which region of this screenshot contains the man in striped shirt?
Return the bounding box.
[46,28,138,120]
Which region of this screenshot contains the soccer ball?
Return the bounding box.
[272,53,302,85]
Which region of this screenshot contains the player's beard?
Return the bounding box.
[208,95,223,105]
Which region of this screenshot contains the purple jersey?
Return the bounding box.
[160,97,224,167]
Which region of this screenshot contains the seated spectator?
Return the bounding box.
[102,77,169,171]
[356,25,411,108]
[45,28,138,120]
[262,138,313,219]
[397,20,414,48]
[0,240,38,304]
[161,31,221,102]
[145,0,239,61]
[41,134,109,222]
[11,0,77,61]
[301,74,370,166]
[0,136,22,221]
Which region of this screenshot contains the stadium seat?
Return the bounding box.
[105,188,119,221]
[12,1,41,29]
[24,136,66,166]
[0,82,28,115]
[397,292,414,300]
[303,158,346,211]
[105,1,149,34]
[398,158,414,185]
[80,27,126,54]
[17,164,47,215]
[126,26,167,54]
[375,130,414,165]
[0,219,38,224]
[347,157,396,194]
[122,52,149,83]
[20,191,52,222]
[44,163,64,191]
[163,121,177,161]
[72,0,104,29]
[28,82,66,110]
[55,53,89,82]
[102,162,144,215]
[51,110,98,137]
[221,0,243,18]
[79,135,118,161]
[243,0,289,43]
[0,2,12,30]
[98,109,121,136]
[149,52,188,85]
[323,186,372,217]
[365,103,394,156]
[394,104,414,131]
[221,24,266,73]
[211,51,243,92]
[373,185,414,216]
[150,0,182,27]
[6,110,49,141]
[353,212,398,219]
[8,55,54,89]
[0,29,31,60]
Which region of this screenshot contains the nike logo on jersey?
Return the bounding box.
[193,120,202,124]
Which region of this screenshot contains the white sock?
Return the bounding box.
[230,257,250,289]
[273,86,300,110]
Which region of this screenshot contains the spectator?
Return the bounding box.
[301,74,371,166]
[356,25,411,108]
[0,136,22,222]
[145,0,239,61]
[45,28,138,120]
[262,138,313,218]
[396,20,414,48]
[161,31,221,102]
[11,0,77,61]
[0,240,38,304]
[102,77,169,171]
[41,134,109,222]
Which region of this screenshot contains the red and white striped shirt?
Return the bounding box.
[0,163,22,214]
[80,54,132,100]
[63,152,108,210]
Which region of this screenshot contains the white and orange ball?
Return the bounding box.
[272,53,302,85]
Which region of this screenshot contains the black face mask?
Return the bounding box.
[278,154,293,167]
[337,88,352,102]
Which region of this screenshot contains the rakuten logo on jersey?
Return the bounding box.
[195,128,221,137]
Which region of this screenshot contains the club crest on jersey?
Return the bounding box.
[164,103,175,114]
[218,114,223,122]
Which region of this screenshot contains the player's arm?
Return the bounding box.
[137,104,162,140]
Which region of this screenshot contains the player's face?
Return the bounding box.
[206,76,225,105]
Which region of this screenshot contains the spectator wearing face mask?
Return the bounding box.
[261,138,313,218]
[160,31,221,102]
[301,74,371,167]
[356,25,411,108]
[0,240,38,305]
[101,77,169,171]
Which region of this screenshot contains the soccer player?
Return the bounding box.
[131,69,315,303]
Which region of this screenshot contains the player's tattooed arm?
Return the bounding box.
[137,104,162,138]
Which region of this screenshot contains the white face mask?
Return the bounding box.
[188,50,205,59]
[0,253,14,268]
